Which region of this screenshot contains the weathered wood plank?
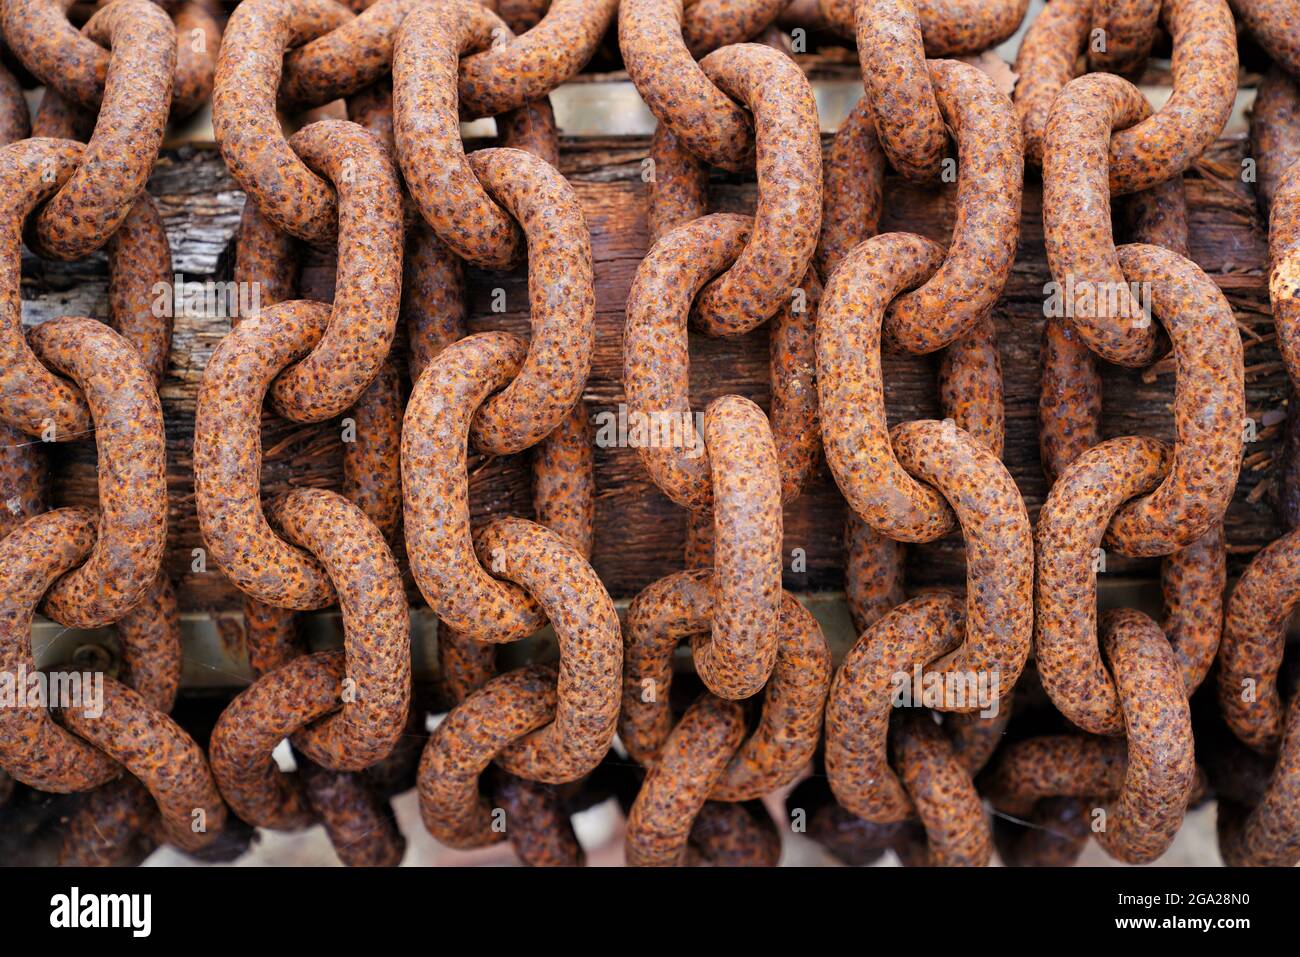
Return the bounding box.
[23,135,1283,610]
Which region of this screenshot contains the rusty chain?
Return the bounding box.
[0,0,1296,870]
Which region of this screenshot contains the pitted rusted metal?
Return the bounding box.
[679,0,789,57]
[938,315,1005,456]
[209,651,347,829]
[622,570,831,799]
[466,516,619,782]
[1250,68,1300,220]
[418,664,557,848]
[1271,165,1300,390]
[824,592,964,822]
[1160,522,1225,696]
[1043,73,1160,366]
[891,711,992,866]
[844,515,906,634]
[1087,0,1160,75]
[625,214,820,511]
[463,148,595,454]
[106,196,173,387]
[402,332,544,641]
[403,221,467,382]
[261,488,410,772]
[1232,0,1300,79]
[625,693,746,866]
[1016,0,1237,191]
[23,0,174,262]
[301,760,406,866]
[114,574,182,713]
[62,677,226,852]
[485,769,584,867]
[1103,244,1244,554]
[1217,527,1300,753]
[853,0,945,183]
[820,0,1029,54]
[254,120,403,423]
[194,300,338,610]
[620,0,757,172]
[683,43,821,336]
[818,233,952,540]
[26,318,167,630]
[817,96,885,282]
[1216,694,1300,866]
[0,508,121,791]
[684,800,781,866]
[1036,435,1173,735]
[647,125,711,245]
[213,0,355,246]
[0,59,30,147]
[170,1,221,120]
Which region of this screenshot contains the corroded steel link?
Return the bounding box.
[62,677,227,852]
[300,761,406,866]
[235,203,299,308]
[1250,68,1300,218]
[824,592,964,822]
[457,0,617,118]
[193,300,337,610]
[106,196,173,387]
[115,574,182,712]
[844,515,906,633]
[1013,0,1091,165]
[1093,608,1196,863]
[417,665,558,848]
[684,800,781,866]
[625,214,819,509]
[261,121,403,423]
[648,126,710,245]
[1088,0,1160,74]
[59,777,159,866]
[1019,0,1237,191]
[1273,162,1300,387]
[1104,244,1245,554]
[680,0,790,57]
[497,96,561,166]
[278,0,422,108]
[493,0,550,33]
[1122,174,1191,258]
[1217,527,1300,753]
[938,315,1005,457]
[1036,435,1173,735]
[0,426,46,541]
[625,694,746,866]
[474,517,620,783]
[212,0,355,245]
[818,233,954,541]
[994,797,1092,868]
[619,0,757,173]
[890,420,1033,705]
[28,318,167,629]
[816,95,885,282]
[821,0,1029,54]
[985,734,1129,818]
[882,61,1023,353]
[1216,694,1300,866]
[1160,522,1225,696]
[465,148,595,454]
[391,3,523,269]
[209,651,346,829]
[1043,73,1159,366]
[489,770,584,866]
[0,508,120,791]
[343,362,403,540]
[891,711,991,866]
[28,0,175,262]
[1231,0,1300,78]
[403,222,467,381]
[688,44,821,336]
[0,60,30,146]
[532,402,596,558]
[0,139,92,437]
[621,571,831,798]
[694,396,782,699]
[854,0,946,183]
[402,332,545,641]
[171,1,222,119]
[29,90,91,141]
[242,596,301,678]
[266,488,410,772]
